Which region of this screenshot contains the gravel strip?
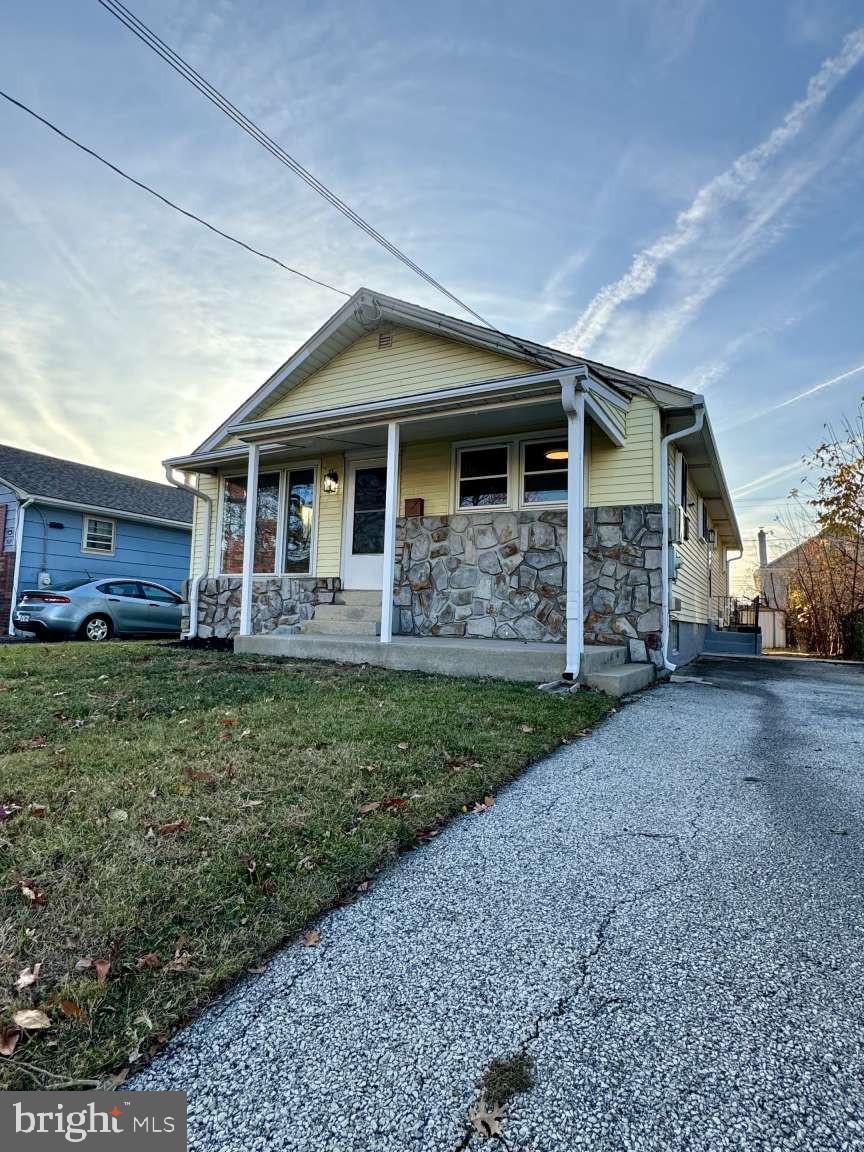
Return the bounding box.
[135,656,864,1151]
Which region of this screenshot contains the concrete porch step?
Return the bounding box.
[302,618,380,636]
[583,662,655,696]
[334,590,381,606]
[313,604,382,623]
[582,644,627,672]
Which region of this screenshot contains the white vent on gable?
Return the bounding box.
[377,330,393,350]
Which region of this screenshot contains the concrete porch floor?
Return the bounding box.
[234,632,656,693]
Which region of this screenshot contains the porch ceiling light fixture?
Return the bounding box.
[544,448,568,460]
[323,469,340,494]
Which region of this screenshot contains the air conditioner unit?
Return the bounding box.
[670,505,688,544]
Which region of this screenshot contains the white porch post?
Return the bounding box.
[561,377,585,679]
[238,442,260,637]
[380,420,400,644]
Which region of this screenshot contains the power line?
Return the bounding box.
[0,89,351,298]
[96,0,497,331]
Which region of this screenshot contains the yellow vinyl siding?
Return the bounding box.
[189,473,220,580]
[254,327,531,422]
[669,448,717,626]
[315,453,345,578]
[399,441,450,516]
[588,397,659,506]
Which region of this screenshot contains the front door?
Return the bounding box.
[342,460,387,589]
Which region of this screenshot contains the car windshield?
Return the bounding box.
[49,578,92,591]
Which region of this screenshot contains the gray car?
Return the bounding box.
[12,577,184,641]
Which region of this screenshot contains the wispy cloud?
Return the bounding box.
[732,459,808,498]
[552,28,864,361]
[720,361,864,432]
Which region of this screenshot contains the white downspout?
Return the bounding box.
[659,398,704,671]
[379,420,400,644]
[238,443,260,637]
[725,548,742,599]
[8,498,33,636]
[561,375,586,680]
[164,465,212,641]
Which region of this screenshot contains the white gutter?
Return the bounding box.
[8,498,33,636]
[164,465,212,640]
[659,398,705,671]
[3,494,191,531]
[725,548,743,598]
[561,376,586,680]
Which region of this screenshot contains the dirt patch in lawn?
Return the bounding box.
[0,641,611,1089]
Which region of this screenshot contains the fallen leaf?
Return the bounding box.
[12,1008,51,1031]
[356,881,370,892]
[28,803,49,818]
[519,724,535,733]
[58,1000,89,1023]
[0,802,22,823]
[109,808,128,822]
[0,1025,21,1056]
[20,882,46,905]
[94,959,111,985]
[111,1068,129,1086]
[302,929,320,948]
[163,950,193,973]
[358,800,381,815]
[240,799,263,809]
[469,1096,506,1138]
[397,742,410,751]
[380,797,408,811]
[16,962,42,990]
[157,819,187,836]
[221,717,238,726]
[75,957,93,972]
[247,963,268,975]
[135,953,162,971]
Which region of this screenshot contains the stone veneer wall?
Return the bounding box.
[393,505,664,661]
[583,504,664,665]
[189,577,340,639]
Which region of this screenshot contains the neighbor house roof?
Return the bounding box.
[0,443,193,526]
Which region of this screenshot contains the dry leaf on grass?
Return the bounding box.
[15,963,42,990]
[12,1008,51,1031]
[380,797,408,811]
[519,724,535,733]
[28,803,49,818]
[301,929,320,948]
[20,882,46,905]
[58,1000,89,1023]
[94,959,111,985]
[469,1096,506,1138]
[157,819,187,836]
[74,957,93,972]
[109,808,128,822]
[397,742,410,751]
[472,795,495,814]
[163,949,193,973]
[136,953,162,971]
[358,800,381,815]
[0,802,22,823]
[1,1025,22,1056]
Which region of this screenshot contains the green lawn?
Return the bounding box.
[0,641,611,1089]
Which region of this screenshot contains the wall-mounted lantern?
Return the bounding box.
[323,469,340,495]
[707,528,717,545]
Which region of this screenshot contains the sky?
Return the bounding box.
[2,0,864,587]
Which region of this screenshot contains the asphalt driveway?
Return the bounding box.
[135,655,864,1151]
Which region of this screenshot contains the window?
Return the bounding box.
[284,468,316,573]
[220,472,280,574]
[456,445,509,508]
[678,453,689,506]
[522,439,568,505]
[99,581,141,598]
[700,498,709,540]
[82,516,115,555]
[141,583,180,604]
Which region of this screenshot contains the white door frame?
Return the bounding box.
[340,455,387,590]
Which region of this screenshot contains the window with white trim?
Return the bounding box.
[522,439,568,505]
[82,516,115,555]
[456,444,509,508]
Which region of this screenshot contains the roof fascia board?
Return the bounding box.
[584,394,626,447]
[27,495,192,530]
[228,367,605,441]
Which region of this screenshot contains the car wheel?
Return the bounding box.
[80,615,112,642]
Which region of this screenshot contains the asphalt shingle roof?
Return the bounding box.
[0,443,193,525]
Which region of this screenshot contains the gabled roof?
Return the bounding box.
[195,287,697,453]
[0,443,193,526]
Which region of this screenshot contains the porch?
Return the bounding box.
[173,362,665,690]
[234,631,656,695]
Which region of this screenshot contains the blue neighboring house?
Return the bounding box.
[0,443,193,634]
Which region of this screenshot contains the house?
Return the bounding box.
[1,444,193,633]
[163,290,741,692]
